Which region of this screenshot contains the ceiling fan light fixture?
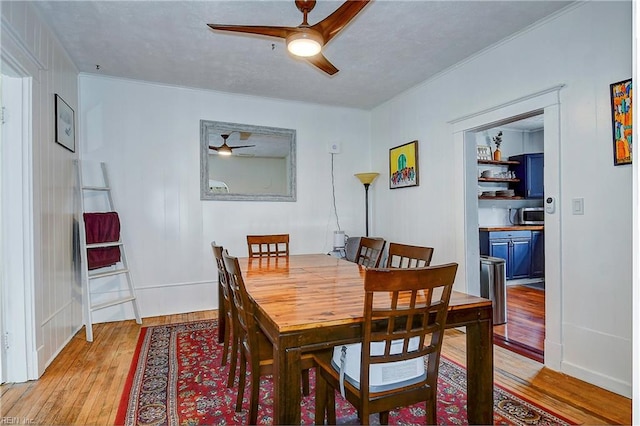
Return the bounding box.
[218,146,233,156]
[286,30,323,57]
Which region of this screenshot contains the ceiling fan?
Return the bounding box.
[209,133,255,156]
[206,0,371,75]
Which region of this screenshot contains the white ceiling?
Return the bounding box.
[34,0,574,110]
[502,114,545,131]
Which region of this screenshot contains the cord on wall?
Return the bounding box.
[331,153,341,231]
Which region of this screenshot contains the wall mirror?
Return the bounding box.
[200,120,297,201]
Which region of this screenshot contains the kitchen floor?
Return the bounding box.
[493,283,545,362]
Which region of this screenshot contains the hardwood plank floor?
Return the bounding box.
[493,283,545,361]
[1,310,631,425]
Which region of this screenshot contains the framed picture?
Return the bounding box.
[477,145,492,161]
[389,140,419,189]
[609,79,632,166]
[55,94,75,152]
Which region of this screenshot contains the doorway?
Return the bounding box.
[451,85,563,370]
[477,116,545,361]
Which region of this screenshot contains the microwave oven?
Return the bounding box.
[517,207,544,225]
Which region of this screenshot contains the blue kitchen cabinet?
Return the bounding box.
[480,230,533,280]
[530,230,545,278]
[510,238,532,279]
[509,153,544,199]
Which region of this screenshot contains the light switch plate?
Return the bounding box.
[328,142,341,154]
[572,197,584,215]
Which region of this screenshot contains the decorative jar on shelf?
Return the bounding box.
[493,148,501,161]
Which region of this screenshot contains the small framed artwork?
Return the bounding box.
[477,145,492,161]
[55,94,75,152]
[609,79,632,166]
[389,140,419,189]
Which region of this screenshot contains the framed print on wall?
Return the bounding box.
[389,140,419,189]
[55,94,75,152]
[609,79,632,166]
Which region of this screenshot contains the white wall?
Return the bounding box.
[370,1,632,397]
[78,75,371,320]
[1,1,81,378]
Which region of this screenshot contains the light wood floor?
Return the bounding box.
[1,311,631,425]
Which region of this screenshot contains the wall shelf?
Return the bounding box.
[478,159,520,166]
[478,196,524,200]
[478,156,521,200]
[478,177,520,183]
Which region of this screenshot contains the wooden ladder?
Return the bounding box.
[76,160,141,341]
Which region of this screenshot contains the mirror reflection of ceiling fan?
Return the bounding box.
[207,0,371,75]
[209,133,255,156]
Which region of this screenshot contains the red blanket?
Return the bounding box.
[83,212,121,270]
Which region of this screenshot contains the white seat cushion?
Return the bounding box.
[331,337,425,394]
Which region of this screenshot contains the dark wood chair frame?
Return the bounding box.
[247,234,290,257]
[355,237,386,268]
[314,263,458,425]
[222,252,313,425]
[211,243,239,388]
[385,242,434,268]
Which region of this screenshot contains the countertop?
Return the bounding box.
[479,225,544,231]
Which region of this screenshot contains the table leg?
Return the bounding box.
[273,344,302,424]
[466,317,494,424]
[217,280,225,344]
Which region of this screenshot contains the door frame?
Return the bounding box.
[1,64,37,382]
[450,85,564,369]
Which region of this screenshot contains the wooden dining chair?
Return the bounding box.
[385,242,434,268]
[313,263,458,425]
[222,252,313,425]
[355,237,386,267]
[211,242,239,388]
[246,234,290,257]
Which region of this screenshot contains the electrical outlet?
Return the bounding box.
[328,142,341,154]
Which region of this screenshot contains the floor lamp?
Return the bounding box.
[354,172,379,237]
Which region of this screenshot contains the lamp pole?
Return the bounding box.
[354,172,380,237]
[363,182,371,236]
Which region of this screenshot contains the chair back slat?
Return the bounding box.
[385,242,434,268]
[247,234,290,257]
[223,253,258,354]
[355,237,386,267]
[211,243,232,308]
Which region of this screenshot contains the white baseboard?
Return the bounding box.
[91,280,218,324]
[543,339,562,370]
[561,360,632,398]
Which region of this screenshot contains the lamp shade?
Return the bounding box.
[354,172,380,185]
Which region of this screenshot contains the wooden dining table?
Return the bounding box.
[225,254,493,424]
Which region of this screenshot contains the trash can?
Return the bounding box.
[479,255,507,325]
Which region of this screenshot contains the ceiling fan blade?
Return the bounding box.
[230,144,255,149]
[209,145,220,151]
[306,53,339,75]
[207,24,293,40]
[312,0,371,43]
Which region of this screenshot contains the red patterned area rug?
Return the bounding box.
[116,320,577,425]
